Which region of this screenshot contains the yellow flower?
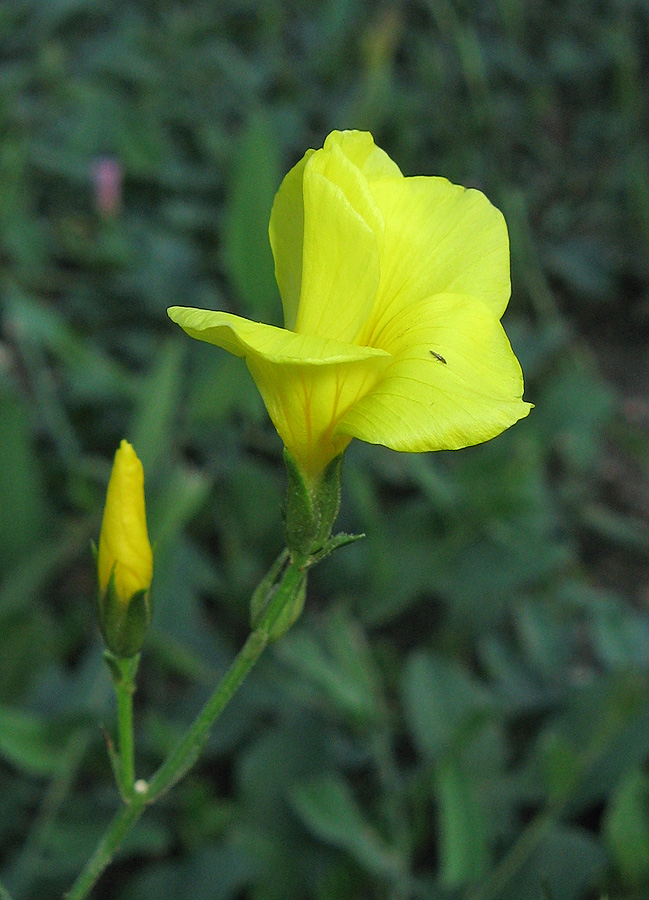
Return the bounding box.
[98,440,152,604]
[169,130,531,480]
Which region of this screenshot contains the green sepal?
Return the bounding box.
[311,454,344,550]
[283,450,346,558]
[97,570,151,658]
[250,549,289,630]
[252,451,348,643]
[266,572,307,642]
[102,649,122,684]
[252,562,307,642]
[283,449,320,557]
[103,649,141,687]
[308,531,365,566]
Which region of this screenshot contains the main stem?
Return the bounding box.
[116,684,135,797]
[65,558,304,900]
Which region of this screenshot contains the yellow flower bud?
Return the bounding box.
[98,440,152,604]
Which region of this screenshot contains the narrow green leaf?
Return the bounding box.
[130,339,185,479]
[278,608,382,727]
[402,650,492,759]
[436,754,489,887]
[0,386,47,573]
[0,705,86,778]
[291,774,403,879]
[147,464,212,559]
[499,825,606,900]
[604,767,649,884]
[222,112,282,321]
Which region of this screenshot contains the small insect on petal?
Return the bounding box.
[429,350,447,364]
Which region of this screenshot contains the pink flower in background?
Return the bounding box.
[93,157,123,217]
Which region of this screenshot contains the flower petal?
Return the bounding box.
[358,176,511,349]
[167,306,389,364]
[98,440,152,602]
[337,293,532,452]
[269,131,400,334]
[269,148,314,330]
[295,139,385,342]
[323,130,403,183]
[247,352,392,478]
[168,306,393,476]
[270,138,384,343]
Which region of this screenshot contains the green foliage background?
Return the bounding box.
[1,1,649,898]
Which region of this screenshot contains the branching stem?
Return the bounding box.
[65,556,305,900]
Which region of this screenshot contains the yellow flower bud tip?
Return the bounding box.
[98,440,153,605]
[169,130,532,476]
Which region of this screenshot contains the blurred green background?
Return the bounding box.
[1,1,648,898]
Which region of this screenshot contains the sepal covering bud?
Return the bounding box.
[97,573,151,658]
[250,559,307,642]
[283,451,344,559]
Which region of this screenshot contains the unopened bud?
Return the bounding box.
[97,440,153,657]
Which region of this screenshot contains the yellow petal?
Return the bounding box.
[294,143,381,341]
[268,148,314,330]
[322,130,403,183]
[358,176,511,350]
[167,306,392,477]
[269,131,400,334]
[337,293,531,452]
[247,352,391,478]
[271,136,384,343]
[98,440,152,603]
[168,306,389,364]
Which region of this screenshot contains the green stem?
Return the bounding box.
[145,628,267,802]
[116,656,139,799]
[104,653,140,801]
[66,557,305,900]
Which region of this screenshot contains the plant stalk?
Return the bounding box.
[112,654,139,800]
[65,556,305,900]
